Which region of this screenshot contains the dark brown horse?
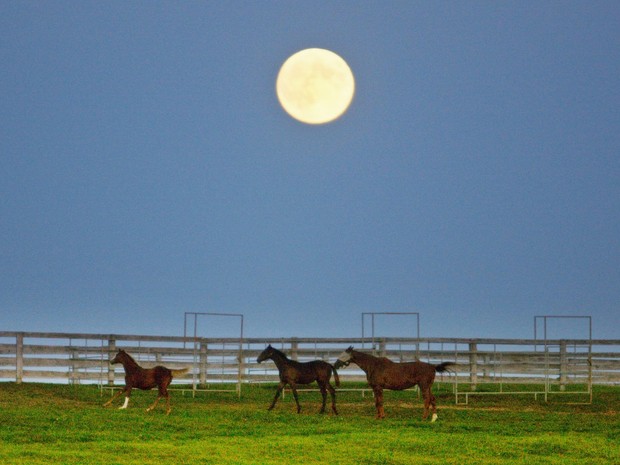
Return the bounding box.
[334,346,454,421]
[257,344,340,414]
[103,349,188,415]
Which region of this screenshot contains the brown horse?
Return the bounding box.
[257,344,340,414]
[334,346,454,421]
[103,349,188,415]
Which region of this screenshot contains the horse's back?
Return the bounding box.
[400,360,437,379]
[292,359,332,372]
[154,366,173,382]
[129,366,172,390]
[285,359,333,385]
[373,359,436,390]
[308,360,332,369]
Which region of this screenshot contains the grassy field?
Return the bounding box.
[0,382,618,465]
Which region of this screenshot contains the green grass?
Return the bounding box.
[0,382,618,465]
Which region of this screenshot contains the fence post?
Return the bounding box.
[291,339,299,361]
[379,340,386,357]
[200,342,207,386]
[559,340,567,392]
[107,337,116,386]
[69,347,77,385]
[469,342,478,391]
[237,344,244,397]
[16,333,24,384]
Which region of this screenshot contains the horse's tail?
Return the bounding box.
[331,365,340,387]
[434,362,456,373]
[171,368,190,378]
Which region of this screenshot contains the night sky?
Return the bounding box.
[2,2,619,340]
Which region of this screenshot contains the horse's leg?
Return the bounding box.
[327,382,338,415]
[148,382,171,415]
[147,395,161,413]
[430,392,438,422]
[165,391,171,415]
[318,382,328,414]
[103,386,126,407]
[290,384,302,414]
[268,382,286,411]
[372,386,385,419]
[119,387,132,410]
[427,383,438,422]
[163,381,172,415]
[146,393,170,414]
[420,383,438,421]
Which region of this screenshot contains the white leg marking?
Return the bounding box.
[431,413,438,422]
[119,397,129,409]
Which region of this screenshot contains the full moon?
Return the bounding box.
[276,48,355,125]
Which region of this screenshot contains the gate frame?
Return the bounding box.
[534,315,593,404]
[355,312,424,397]
[361,312,420,357]
[455,315,594,405]
[182,312,244,397]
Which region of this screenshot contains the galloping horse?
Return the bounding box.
[334,346,454,421]
[257,344,340,414]
[103,349,188,415]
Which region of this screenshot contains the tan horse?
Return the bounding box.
[334,346,454,421]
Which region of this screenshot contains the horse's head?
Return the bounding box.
[256,344,275,364]
[110,349,127,365]
[334,346,354,369]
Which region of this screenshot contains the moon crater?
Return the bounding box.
[276,48,355,125]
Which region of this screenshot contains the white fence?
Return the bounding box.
[1,332,619,398]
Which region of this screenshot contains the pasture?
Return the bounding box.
[0,383,618,465]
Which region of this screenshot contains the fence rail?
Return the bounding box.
[1,332,619,391]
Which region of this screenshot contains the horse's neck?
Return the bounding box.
[121,355,141,373]
[352,351,382,372]
[269,350,291,369]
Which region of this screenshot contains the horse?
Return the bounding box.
[256,344,340,414]
[334,346,454,421]
[103,349,189,415]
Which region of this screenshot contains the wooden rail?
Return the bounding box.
[1,332,619,389]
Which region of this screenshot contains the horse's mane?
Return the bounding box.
[118,350,141,369]
[269,345,290,360]
[351,349,394,366]
[351,349,374,358]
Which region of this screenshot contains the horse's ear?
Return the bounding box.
[267,344,272,349]
[347,346,354,352]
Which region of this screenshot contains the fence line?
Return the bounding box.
[1,332,619,394]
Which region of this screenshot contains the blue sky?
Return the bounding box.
[2,2,619,340]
